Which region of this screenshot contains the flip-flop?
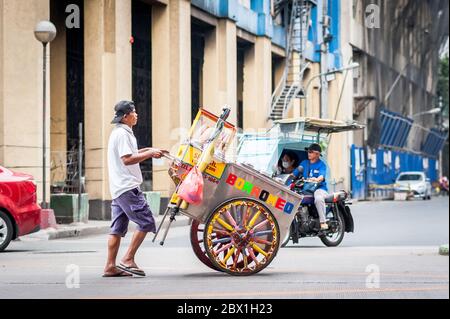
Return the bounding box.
[117,263,146,277]
[102,270,132,278]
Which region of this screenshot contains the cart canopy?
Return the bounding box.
[273,117,365,135]
[236,117,364,175]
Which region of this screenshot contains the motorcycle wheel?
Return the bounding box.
[281,232,291,247]
[281,220,296,247]
[320,209,346,247]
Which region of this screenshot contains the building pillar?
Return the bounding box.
[151,0,191,198]
[0,0,50,203]
[203,19,237,125]
[243,36,272,131]
[50,0,67,185]
[84,0,132,219]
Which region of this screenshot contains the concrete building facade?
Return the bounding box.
[0,0,292,219]
[1,0,448,218]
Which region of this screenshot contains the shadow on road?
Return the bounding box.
[0,250,33,253]
[282,245,327,249]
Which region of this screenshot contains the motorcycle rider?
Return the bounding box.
[292,143,329,230]
[439,176,449,196]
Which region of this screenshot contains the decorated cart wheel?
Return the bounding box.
[204,198,280,276]
[190,219,255,272]
[190,219,220,271]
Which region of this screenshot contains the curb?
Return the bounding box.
[23,215,191,241]
[439,244,449,256]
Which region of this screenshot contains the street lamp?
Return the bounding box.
[34,21,56,209]
[412,107,441,117]
[303,62,360,116]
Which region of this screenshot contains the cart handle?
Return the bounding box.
[206,106,231,143]
[162,152,181,165]
[219,106,231,121]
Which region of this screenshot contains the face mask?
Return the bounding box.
[282,161,291,169]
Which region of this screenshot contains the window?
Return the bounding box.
[397,174,423,182]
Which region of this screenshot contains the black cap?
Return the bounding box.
[305,143,322,153]
[111,100,135,124]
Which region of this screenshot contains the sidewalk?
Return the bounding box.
[21,214,191,240]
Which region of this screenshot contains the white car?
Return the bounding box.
[395,171,432,200]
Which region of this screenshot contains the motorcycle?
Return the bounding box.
[439,177,449,196]
[281,167,354,247]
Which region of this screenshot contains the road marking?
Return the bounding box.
[84,285,449,299]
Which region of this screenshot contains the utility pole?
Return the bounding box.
[318,0,330,119]
[438,96,444,178]
[298,0,312,116]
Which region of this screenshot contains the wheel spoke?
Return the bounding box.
[242,206,251,227]
[242,249,248,268]
[252,219,269,231]
[212,228,231,236]
[253,230,273,237]
[215,217,234,232]
[215,242,232,254]
[212,237,232,245]
[253,237,272,245]
[233,205,241,226]
[247,210,261,229]
[223,247,236,264]
[251,243,268,258]
[247,247,260,266]
[223,210,238,228]
[232,248,242,269]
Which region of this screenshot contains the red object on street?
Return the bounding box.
[40,208,57,230]
[129,36,134,44]
[0,166,41,251]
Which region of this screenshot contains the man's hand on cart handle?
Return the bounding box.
[122,148,167,165]
[139,147,169,158]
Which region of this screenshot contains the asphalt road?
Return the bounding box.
[0,196,448,299]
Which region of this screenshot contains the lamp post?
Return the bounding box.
[303,62,360,116]
[34,21,56,209]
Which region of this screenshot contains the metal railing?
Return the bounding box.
[50,148,84,194]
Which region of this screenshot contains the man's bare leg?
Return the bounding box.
[121,230,147,268]
[104,234,122,275]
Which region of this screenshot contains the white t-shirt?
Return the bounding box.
[107,124,143,199]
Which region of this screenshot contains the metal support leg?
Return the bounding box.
[152,207,171,243]
[159,207,179,246]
